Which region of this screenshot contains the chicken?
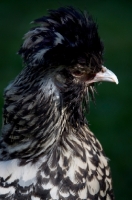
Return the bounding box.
[0,7,118,200]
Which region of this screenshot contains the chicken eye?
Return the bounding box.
[73,70,83,76]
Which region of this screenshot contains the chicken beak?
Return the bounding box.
[92,66,119,84]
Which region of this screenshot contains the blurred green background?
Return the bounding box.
[0,0,131,199]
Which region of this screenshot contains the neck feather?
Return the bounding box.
[0,66,89,161]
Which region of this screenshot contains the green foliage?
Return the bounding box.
[0,0,131,199]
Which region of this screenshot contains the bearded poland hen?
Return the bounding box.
[0,7,118,200]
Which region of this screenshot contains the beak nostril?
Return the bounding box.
[101,66,107,73]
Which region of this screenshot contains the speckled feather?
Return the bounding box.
[0,7,114,200]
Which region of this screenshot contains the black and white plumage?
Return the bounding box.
[0,7,118,200]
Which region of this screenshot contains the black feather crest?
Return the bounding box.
[19,6,103,69]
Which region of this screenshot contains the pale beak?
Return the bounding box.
[91,66,119,84]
